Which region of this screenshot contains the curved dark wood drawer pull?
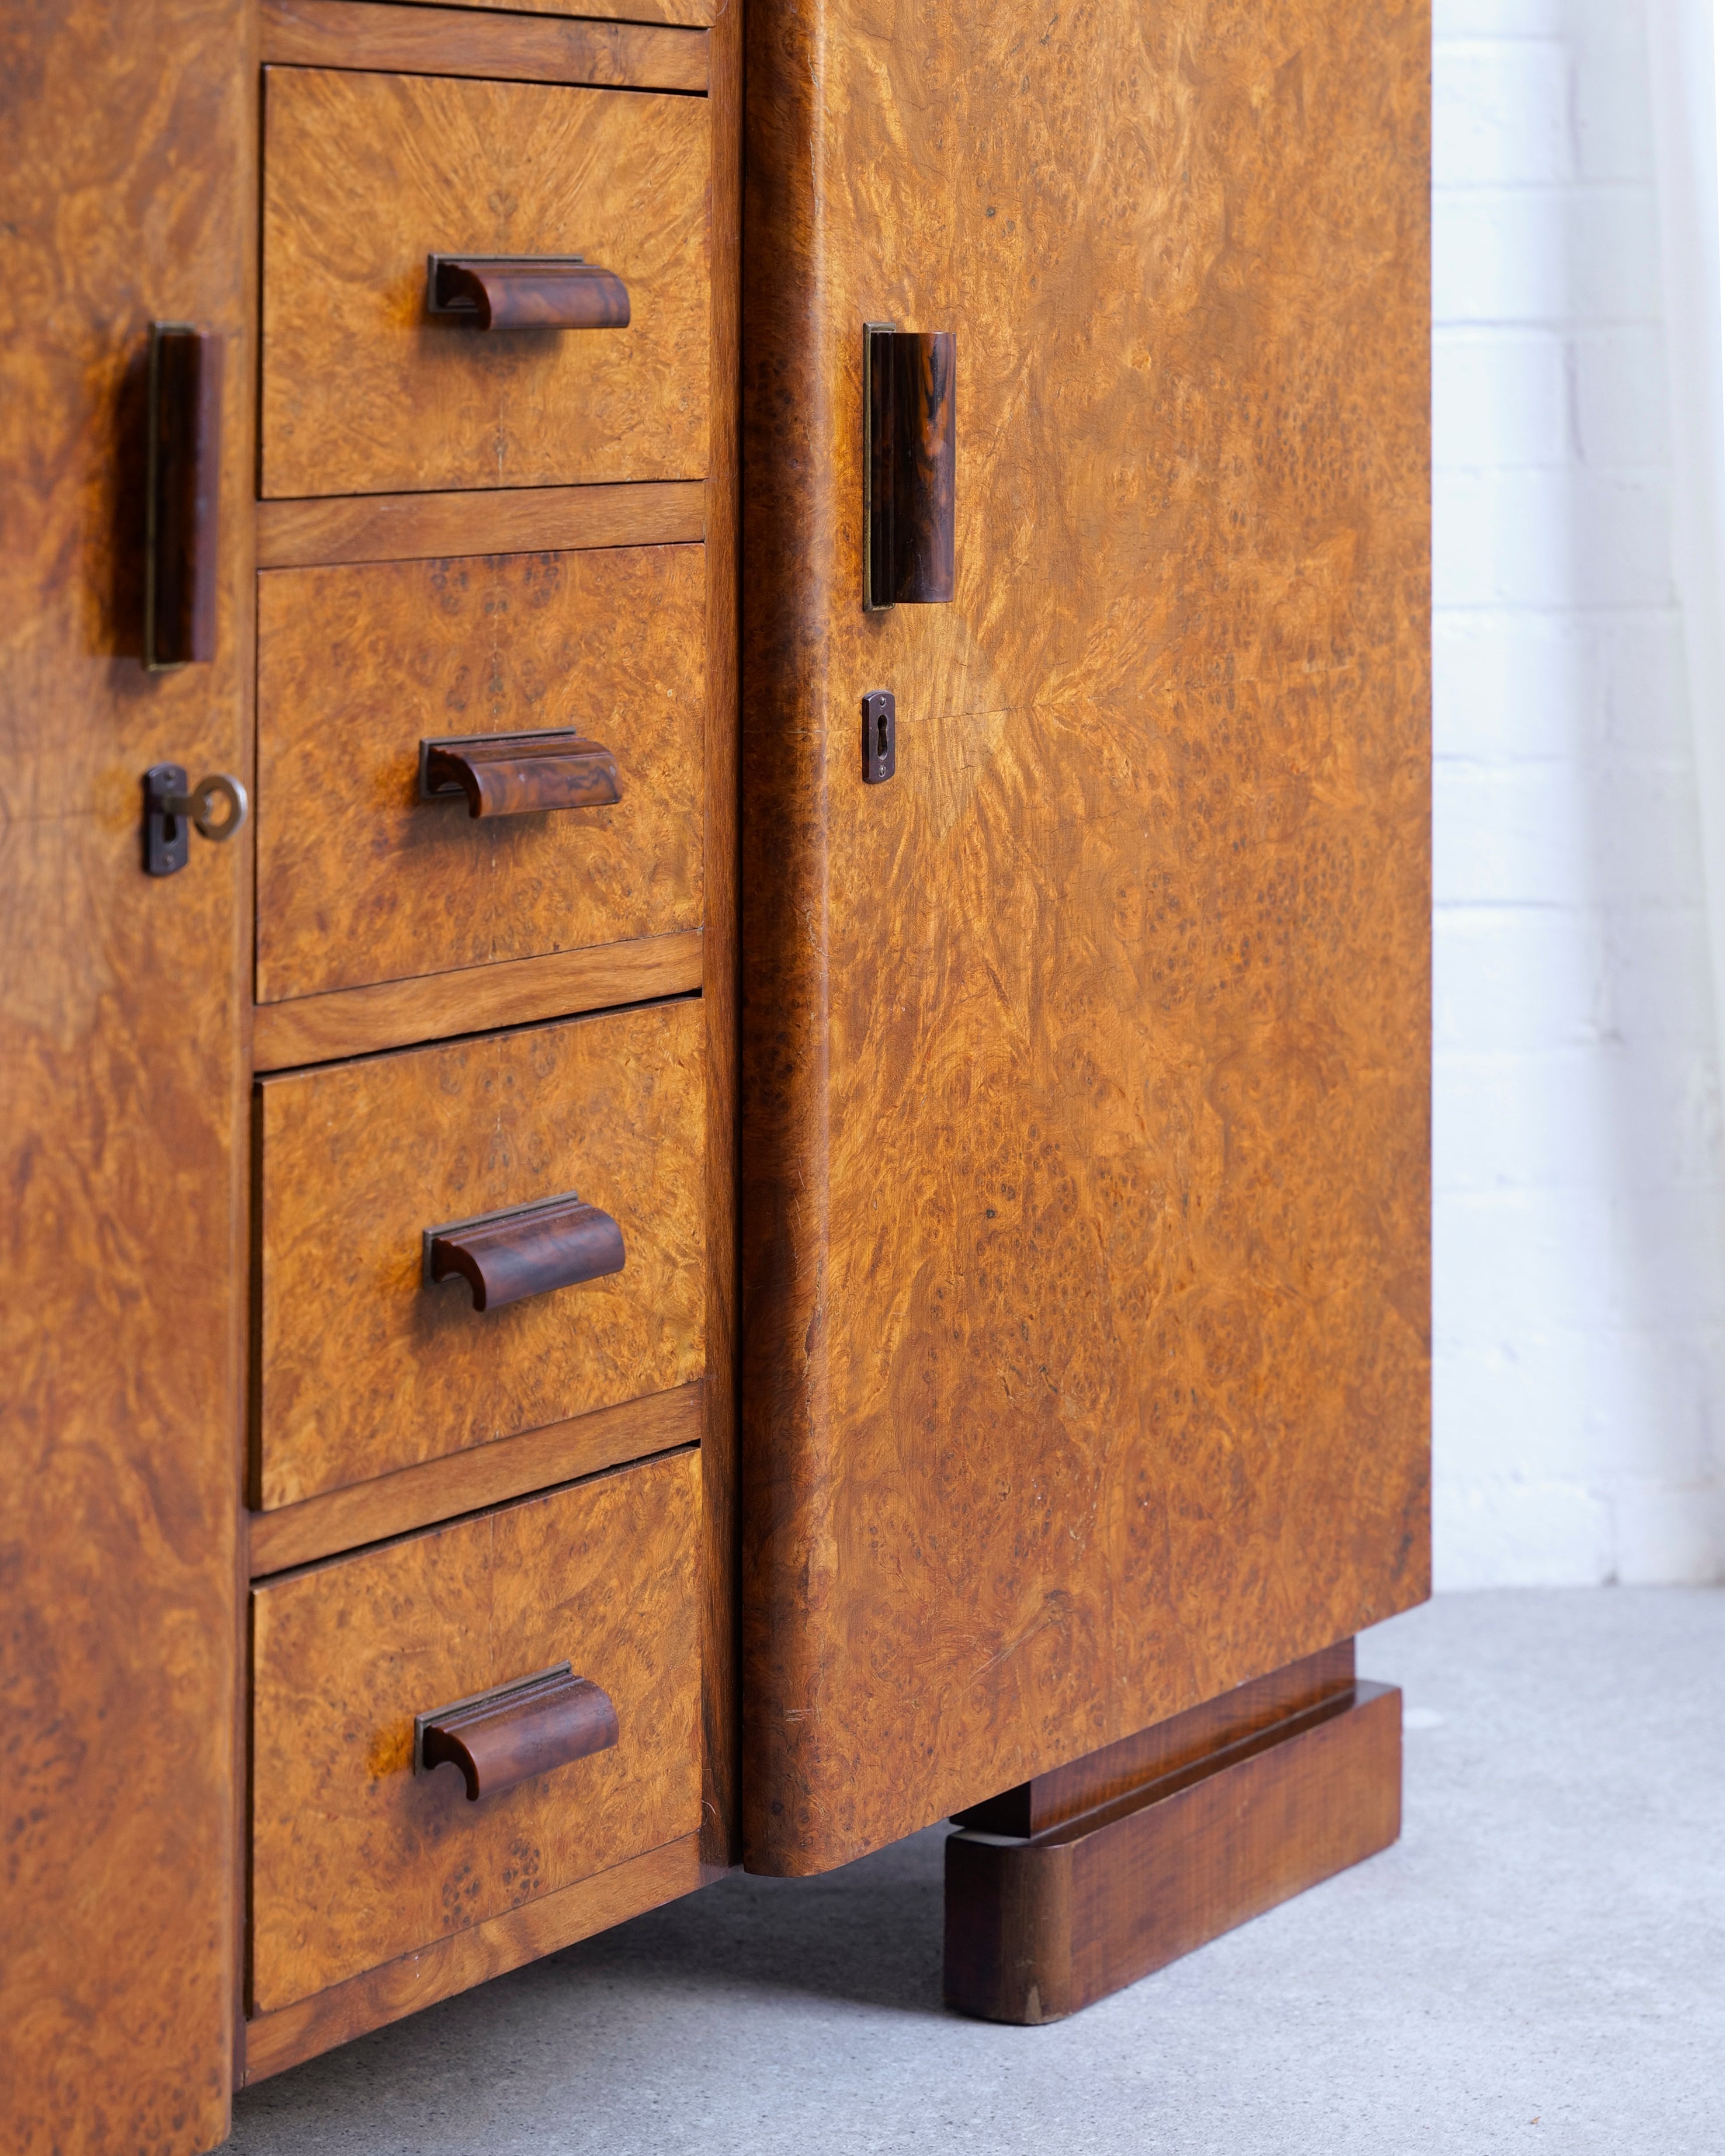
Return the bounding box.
[424,1191,626,1313]
[415,1663,619,1803]
[425,254,630,331]
[419,730,623,819]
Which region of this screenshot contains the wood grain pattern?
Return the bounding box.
[944,1679,1403,2022]
[251,929,703,1071]
[250,1452,702,2009]
[261,0,709,93]
[741,0,1432,1872]
[261,68,710,497]
[955,1641,1356,1838]
[698,0,742,1870]
[256,547,704,1003]
[256,480,706,570]
[249,1381,702,1576]
[0,6,251,2148]
[243,1831,703,2082]
[258,1001,706,1509]
[387,0,717,26]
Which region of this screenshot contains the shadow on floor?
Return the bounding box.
[530,1824,952,2017]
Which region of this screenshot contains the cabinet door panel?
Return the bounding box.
[741,0,1431,1873]
[0,4,250,2144]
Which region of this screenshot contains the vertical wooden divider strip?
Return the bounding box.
[700,0,742,1873]
[234,2,261,2093]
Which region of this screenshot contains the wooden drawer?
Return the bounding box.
[256,1001,704,1510]
[250,1450,701,2011]
[256,545,705,1004]
[261,67,710,497]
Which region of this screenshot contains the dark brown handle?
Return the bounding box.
[419,731,623,818]
[144,324,222,669]
[424,1191,625,1312]
[426,255,630,331]
[866,325,955,607]
[415,1664,619,1802]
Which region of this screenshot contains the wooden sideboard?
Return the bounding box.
[1,0,1429,2147]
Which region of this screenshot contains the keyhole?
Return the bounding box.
[862,690,896,784]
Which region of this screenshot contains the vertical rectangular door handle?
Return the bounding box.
[865,324,956,608]
[144,323,221,671]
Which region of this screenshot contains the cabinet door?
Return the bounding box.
[0,7,249,2147]
[741,0,1431,1873]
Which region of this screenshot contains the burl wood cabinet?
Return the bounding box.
[1,0,1428,2145]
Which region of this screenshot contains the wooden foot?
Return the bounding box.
[943,1643,1401,2024]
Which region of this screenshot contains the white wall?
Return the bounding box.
[1433,0,1725,1584]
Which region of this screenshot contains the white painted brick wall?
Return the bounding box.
[1432,0,1725,1583]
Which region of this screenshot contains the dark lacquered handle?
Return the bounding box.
[419,731,623,818]
[416,1664,619,1803]
[426,255,630,331]
[866,326,955,608]
[424,1191,625,1312]
[144,324,222,669]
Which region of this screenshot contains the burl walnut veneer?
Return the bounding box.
[0,4,254,2145]
[3,0,1428,2142]
[261,66,711,496]
[741,0,1431,1873]
[255,544,705,1001]
[250,1453,700,2011]
[256,1000,706,1508]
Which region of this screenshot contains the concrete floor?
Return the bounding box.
[229,1589,1724,2155]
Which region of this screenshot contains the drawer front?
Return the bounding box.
[251,1452,701,2010]
[256,546,706,1004]
[261,67,710,497]
[257,1001,705,1510]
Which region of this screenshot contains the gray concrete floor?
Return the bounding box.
[229,1589,1724,2155]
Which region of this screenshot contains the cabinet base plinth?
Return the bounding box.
[944,1672,1402,2025]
